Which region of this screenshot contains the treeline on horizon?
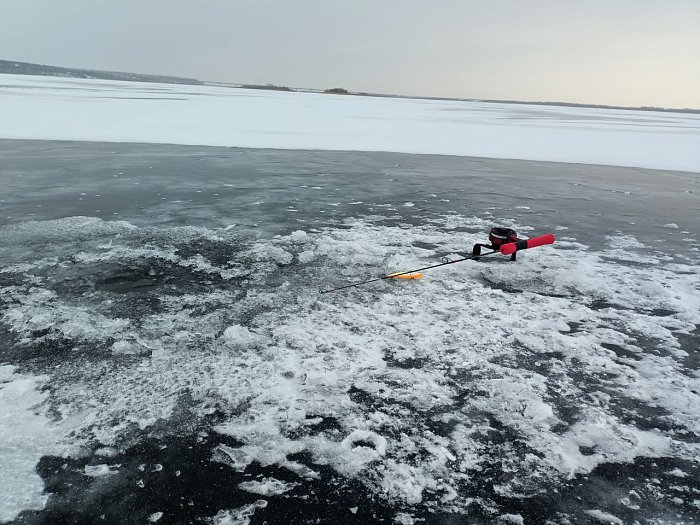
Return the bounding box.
[215,82,700,113]
[0,59,203,86]
[476,98,700,114]
[2,59,697,114]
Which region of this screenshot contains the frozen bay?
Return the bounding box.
[1,140,698,523]
[1,74,699,172]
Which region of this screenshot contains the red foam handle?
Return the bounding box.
[500,233,555,255]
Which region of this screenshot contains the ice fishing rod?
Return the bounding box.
[320,230,555,294]
[320,250,499,294]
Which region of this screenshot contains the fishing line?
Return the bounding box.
[320,231,555,294]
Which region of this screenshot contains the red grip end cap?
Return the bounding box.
[527,233,556,249]
[500,233,555,255]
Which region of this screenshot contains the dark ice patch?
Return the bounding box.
[384,353,430,369]
[600,342,642,361]
[17,432,398,525]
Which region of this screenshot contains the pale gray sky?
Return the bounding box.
[1,0,699,107]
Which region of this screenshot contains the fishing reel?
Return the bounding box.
[473,227,520,261]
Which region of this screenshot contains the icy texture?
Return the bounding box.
[0,366,68,522]
[222,325,261,348]
[208,501,267,525]
[0,74,698,172]
[238,477,298,496]
[498,514,525,525]
[83,464,119,477]
[0,215,698,518]
[585,509,624,524]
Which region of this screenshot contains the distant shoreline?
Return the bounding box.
[204,80,700,114]
[0,59,203,87]
[2,58,698,114]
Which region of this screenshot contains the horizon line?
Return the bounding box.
[2,57,698,113]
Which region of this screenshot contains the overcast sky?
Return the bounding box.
[1,0,698,108]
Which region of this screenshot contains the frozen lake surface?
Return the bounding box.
[1,74,699,172]
[0,140,698,524]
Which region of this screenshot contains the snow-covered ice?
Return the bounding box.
[1,74,699,172]
[0,366,70,522]
[1,209,698,521]
[207,501,267,525]
[0,119,698,521]
[238,477,298,496]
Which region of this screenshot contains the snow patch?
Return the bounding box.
[222,325,261,348]
[238,477,298,496]
[0,366,69,522]
[84,464,119,477]
[498,514,525,525]
[584,509,623,524]
[208,500,267,525]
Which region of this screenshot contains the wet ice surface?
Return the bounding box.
[1,140,699,524]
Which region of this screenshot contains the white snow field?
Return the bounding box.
[1,74,699,173]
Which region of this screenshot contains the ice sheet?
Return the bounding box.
[1,74,698,172]
[1,214,698,519]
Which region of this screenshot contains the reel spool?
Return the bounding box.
[473,227,521,260]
